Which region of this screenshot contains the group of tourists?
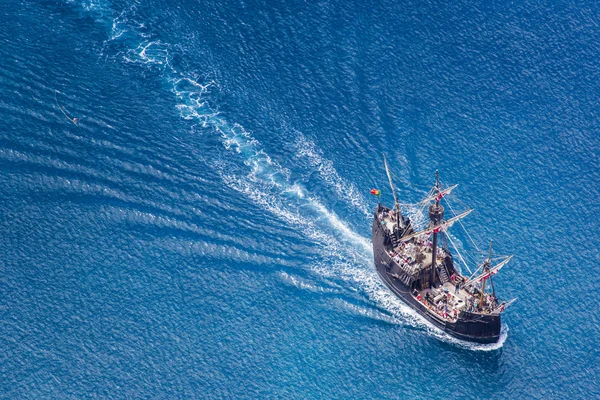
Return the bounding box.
[414,287,460,321]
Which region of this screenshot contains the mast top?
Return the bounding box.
[482,240,493,271]
[383,154,403,229]
[383,155,398,205]
[429,170,444,224]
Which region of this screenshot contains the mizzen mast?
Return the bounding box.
[481,241,493,309]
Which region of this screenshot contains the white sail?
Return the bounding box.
[465,256,513,284]
[399,209,473,242]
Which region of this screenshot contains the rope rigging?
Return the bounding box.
[445,232,473,275]
[379,169,512,287]
[445,196,481,253]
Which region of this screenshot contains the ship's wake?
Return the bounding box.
[67,0,507,351]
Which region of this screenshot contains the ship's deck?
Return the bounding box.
[411,283,468,322]
[379,211,443,270]
[378,209,480,321]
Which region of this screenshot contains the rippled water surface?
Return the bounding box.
[1,0,599,398]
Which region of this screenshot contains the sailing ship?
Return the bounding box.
[371,157,515,343]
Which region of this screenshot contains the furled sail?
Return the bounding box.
[465,256,514,285]
[490,298,517,315]
[421,184,458,204]
[399,209,473,242]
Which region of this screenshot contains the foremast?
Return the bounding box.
[383,154,403,233]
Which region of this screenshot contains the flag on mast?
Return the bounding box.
[370,189,381,196]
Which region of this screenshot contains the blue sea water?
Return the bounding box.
[1,0,599,398]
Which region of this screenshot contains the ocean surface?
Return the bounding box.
[1,0,599,398]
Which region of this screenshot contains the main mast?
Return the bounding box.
[429,171,444,287]
[481,240,493,309]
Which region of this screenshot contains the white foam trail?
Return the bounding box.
[72,0,507,350]
[71,0,108,14]
[332,298,400,325]
[218,132,508,350]
[278,272,338,294]
[309,200,372,254]
[294,134,371,218]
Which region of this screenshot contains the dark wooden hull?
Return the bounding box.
[372,208,501,344]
